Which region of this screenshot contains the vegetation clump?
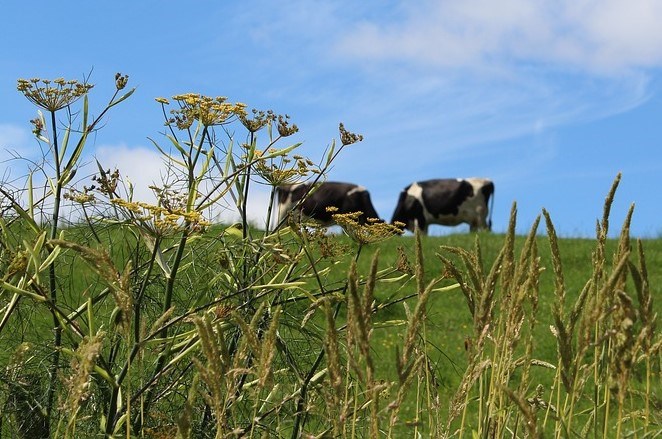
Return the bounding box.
[0,73,659,438]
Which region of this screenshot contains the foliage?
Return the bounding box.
[0,74,659,439]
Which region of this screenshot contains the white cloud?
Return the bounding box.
[93,144,273,227]
[334,0,662,73]
[95,144,165,203]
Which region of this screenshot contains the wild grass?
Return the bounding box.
[0,74,659,438]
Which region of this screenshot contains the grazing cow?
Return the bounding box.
[391,178,494,234]
[276,181,381,226]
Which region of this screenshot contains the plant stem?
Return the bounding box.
[46,109,63,432]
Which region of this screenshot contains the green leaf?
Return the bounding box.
[0,188,40,235]
[0,281,47,302]
[138,229,171,278]
[162,134,190,160]
[62,131,88,177]
[59,126,71,163]
[325,139,336,167]
[38,243,62,272]
[0,293,21,334]
[261,142,302,160]
[109,87,136,108]
[223,223,244,238]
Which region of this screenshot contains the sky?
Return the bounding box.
[1,0,662,237]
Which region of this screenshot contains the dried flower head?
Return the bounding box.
[63,186,96,204]
[339,123,363,146]
[277,114,299,137]
[114,72,129,90]
[330,208,403,244]
[30,117,44,137]
[396,246,414,275]
[239,108,275,133]
[168,93,247,129]
[17,77,93,112]
[92,168,121,196]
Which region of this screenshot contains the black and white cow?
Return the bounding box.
[276,181,381,226]
[391,178,494,234]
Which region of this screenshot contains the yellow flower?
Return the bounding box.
[331,208,403,245]
[168,93,247,129]
[17,78,93,112]
[254,152,319,186]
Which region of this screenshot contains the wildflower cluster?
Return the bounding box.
[92,168,121,196]
[111,198,210,235]
[239,108,275,133]
[2,250,28,281]
[162,93,247,129]
[277,114,299,137]
[114,73,129,90]
[17,78,93,112]
[254,150,319,186]
[29,116,44,138]
[63,186,96,205]
[150,186,188,212]
[339,123,363,146]
[329,208,404,245]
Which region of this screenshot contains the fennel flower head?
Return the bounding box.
[329,207,404,245]
[166,93,247,129]
[17,78,93,112]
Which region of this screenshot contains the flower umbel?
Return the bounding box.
[254,150,319,186]
[339,123,363,146]
[277,114,299,137]
[63,187,96,205]
[329,207,404,245]
[110,198,210,236]
[240,108,275,133]
[115,73,129,90]
[167,93,247,129]
[17,77,93,112]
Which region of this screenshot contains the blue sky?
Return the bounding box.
[1,0,661,237]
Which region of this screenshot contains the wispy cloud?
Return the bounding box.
[232,1,658,176]
[334,0,662,73]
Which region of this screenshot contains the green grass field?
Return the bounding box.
[2,214,660,437]
[325,230,662,434]
[2,78,659,437]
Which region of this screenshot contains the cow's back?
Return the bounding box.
[278,181,380,225]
